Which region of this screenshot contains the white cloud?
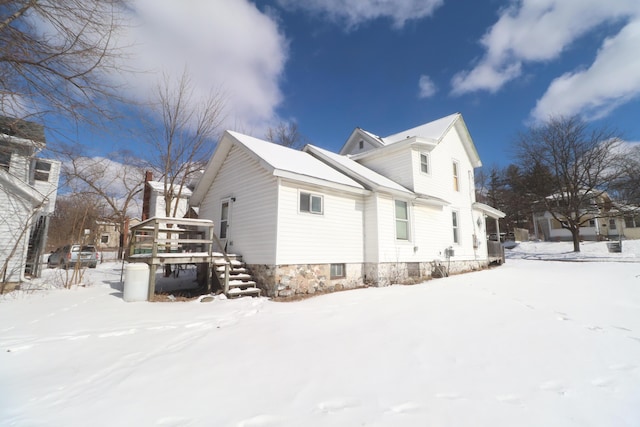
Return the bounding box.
[109,0,288,133]
[451,0,640,96]
[531,19,640,121]
[276,0,443,29]
[418,75,437,98]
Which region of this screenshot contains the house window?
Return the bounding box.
[452,210,459,244]
[34,160,51,182]
[420,153,429,174]
[358,140,364,150]
[300,192,323,214]
[609,219,617,230]
[220,201,229,239]
[452,161,459,191]
[395,200,409,240]
[330,263,345,279]
[100,235,109,244]
[0,150,10,171]
[624,215,640,228]
[588,219,596,227]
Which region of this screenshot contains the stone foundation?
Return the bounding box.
[248,259,490,298]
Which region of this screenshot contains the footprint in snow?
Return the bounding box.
[98,329,136,338]
[236,414,281,426]
[386,401,423,414]
[317,398,360,413]
[539,381,566,395]
[591,377,615,387]
[587,326,604,332]
[435,392,463,400]
[496,394,523,404]
[612,325,632,332]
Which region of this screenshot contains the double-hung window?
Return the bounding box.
[0,150,10,171]
[34,160,51,182]
[452,161,460,191]
[395,200,409,240]
[300,192,323,214]
[452,210,459,244]
[420,153,429,174]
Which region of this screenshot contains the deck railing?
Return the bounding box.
[126,217,232,297]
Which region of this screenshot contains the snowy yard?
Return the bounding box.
[1,241,639,426]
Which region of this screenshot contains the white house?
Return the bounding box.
[190,113,504,297]
[0,117,60,286]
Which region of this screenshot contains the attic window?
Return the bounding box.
[34,160,51,182]
[358,140,364,149]
[0,150,10,171]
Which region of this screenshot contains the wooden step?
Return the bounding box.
[227,287,261,298]
[219,273,252,280]
[227,279,257,288]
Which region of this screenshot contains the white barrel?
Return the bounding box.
[123,263,149,302]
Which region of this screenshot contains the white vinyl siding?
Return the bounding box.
[359,149,414,190]
[199,145,279,264]
[276,181,364,265]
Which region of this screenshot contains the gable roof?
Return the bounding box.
[190,131,366,206]
[341,113,482,168]
[147,180,192,197]
[304,144,413,196]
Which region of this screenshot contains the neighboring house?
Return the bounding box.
[142,175,192,220]
[96,220,121,252]
[532,192,639,241]
[190,113,505,297]
[0,117,60,284]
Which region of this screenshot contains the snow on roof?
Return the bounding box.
[305,145,412,195]
[382,113,459,145]
[228,131,364,190]
[147,181,193,197]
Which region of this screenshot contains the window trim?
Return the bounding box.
[330,263,345,279]
[452,160,460,192]
[299,191,323,215]
[452,210,460,244]
[34,160,51,182]
[395,200,410,241]
[0,150,10,171]
[419,152,430,175]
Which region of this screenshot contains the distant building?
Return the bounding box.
[0,116,60,284]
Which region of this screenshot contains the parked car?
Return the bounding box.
[47,244,100,269]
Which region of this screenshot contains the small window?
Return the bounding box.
[300,192,323,214]
[330,263,345,279]
[420,153,429,174]
[0,150,10,171]
[395,200,409,240]
[609,219,617,230]
[34,160,51,182]
[452,210,459,244]
[358,140,364,149]
[100,235,109,244]
[452,161,459,191]
[588,219,596,227]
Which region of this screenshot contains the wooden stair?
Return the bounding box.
[214,255,261,298]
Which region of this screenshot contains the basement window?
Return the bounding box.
[330,263,345,279]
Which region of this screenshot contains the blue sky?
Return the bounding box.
[49,0,640,169]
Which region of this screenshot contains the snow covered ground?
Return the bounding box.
[1,241,639,426]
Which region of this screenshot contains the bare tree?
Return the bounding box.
[515,116,625,252]
[47,193,103,250]
[143,70,225,218]
[265,120,307,149]
[58,146,144,258]
[0,1,129,122]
